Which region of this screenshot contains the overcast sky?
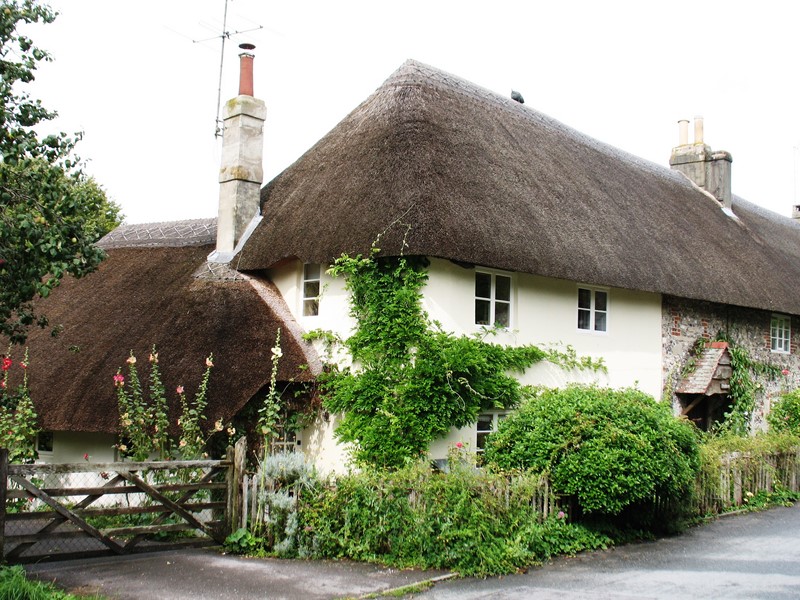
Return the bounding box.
[27,0,800,224]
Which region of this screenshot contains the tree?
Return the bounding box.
[0,1,122,343]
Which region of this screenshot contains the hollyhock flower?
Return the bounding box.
[2,357,12,371]
[19,362,27,370]
[149,353,158,363]
[455,442,463,449]
[227,427,236,436]
[126,355,136,365]
[179,439,187,448]
[271,346,282,359]
[176,385,184,395]
[113,374,125,387]
[782,369,790,376]
[205,357,214,368]
[557,511,566,519]
[214,420,224,432]
[0,380,5,389]
[83,453,89,461]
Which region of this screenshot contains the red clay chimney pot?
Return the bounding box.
[238,43,255,96]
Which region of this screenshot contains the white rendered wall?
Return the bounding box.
[271,257,664,469]
[36,431,117,464]
[423,258,663,461]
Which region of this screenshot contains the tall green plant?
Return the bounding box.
[0,348,38,463]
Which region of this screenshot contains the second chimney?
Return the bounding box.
[669,117,733,210]
[216,44,266,255]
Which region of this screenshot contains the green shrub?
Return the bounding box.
[768,389,800,436]
[296,461,610,576]
[484,385,701,529]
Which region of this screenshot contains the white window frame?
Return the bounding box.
[476,411,507,456]
[577,286,609,333]
[771,314,791,354]
[474,270,512,328]
[302,263,321,317]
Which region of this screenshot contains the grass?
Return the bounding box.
[0,565,106,600]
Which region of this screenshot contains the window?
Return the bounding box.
[475,272,511,327]
[771,314,791,353]
[476,412,507,455]
[36,431,54,454]
[302,263,321,316]
[577,288,608,332]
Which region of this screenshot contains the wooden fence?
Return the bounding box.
[695,448,800,515]
[0,438,247,563]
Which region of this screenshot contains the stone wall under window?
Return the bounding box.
[662,295,799,431]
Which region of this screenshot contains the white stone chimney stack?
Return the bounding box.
[216,43,266,255]
[669,116,733,211]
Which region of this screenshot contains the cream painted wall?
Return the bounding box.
[422,258,663,461]
[271,257,664,468]
[36,431,117,464]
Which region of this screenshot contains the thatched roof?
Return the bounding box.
[237,60,800,316]
[19,220,320,434]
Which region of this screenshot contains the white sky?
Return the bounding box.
[26,0,800,224]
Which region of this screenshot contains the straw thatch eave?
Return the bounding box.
[17,240,318,434]
[237,59,800,316]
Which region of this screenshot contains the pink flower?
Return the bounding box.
[83,453,89,461]
[455,442,463,449]
[782,369,790,376]
[205,357,214,368]
[0,380,5,389]
[113,374,125,387]
[176,385,184,395]
[19,362,27,370]
[2,357,12,371]
[557,511,566,519]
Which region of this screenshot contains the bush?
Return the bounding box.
[296,461,610,576]
[768,389,800,436]
[484,385,701,529]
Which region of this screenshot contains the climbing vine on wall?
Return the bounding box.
[696,335,784,436]
[309,248,604,468]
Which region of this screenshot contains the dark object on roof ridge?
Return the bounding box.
[237,59,800,316]
[511,90,524,104]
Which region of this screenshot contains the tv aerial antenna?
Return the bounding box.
[193,0,263,137]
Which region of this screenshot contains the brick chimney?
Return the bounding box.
[669,117,733,211]
[215,43,266,255]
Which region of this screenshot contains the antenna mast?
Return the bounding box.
[193,0,263,137]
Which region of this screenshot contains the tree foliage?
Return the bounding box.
[0,0,122,343]
[485,385,701,526]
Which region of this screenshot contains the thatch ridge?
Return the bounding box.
[237,59,800,316]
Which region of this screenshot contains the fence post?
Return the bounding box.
[226,436,247,536]
[0,448,7,560]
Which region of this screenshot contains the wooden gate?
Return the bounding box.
[0,441,247,563]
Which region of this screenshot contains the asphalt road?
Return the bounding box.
[422,504,800,599]
[25,504,800,599]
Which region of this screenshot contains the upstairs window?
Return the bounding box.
[475,272,511,328]
[771,314,791,353]
[578,288,608,332]
[302,263,321,317]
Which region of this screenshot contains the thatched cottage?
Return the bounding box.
[18,57,800,468]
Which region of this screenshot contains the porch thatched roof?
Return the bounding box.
[237,60,800,316]
[18,220,319,434]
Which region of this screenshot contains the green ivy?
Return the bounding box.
[314,249,602,469]
[709,336,782,436]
